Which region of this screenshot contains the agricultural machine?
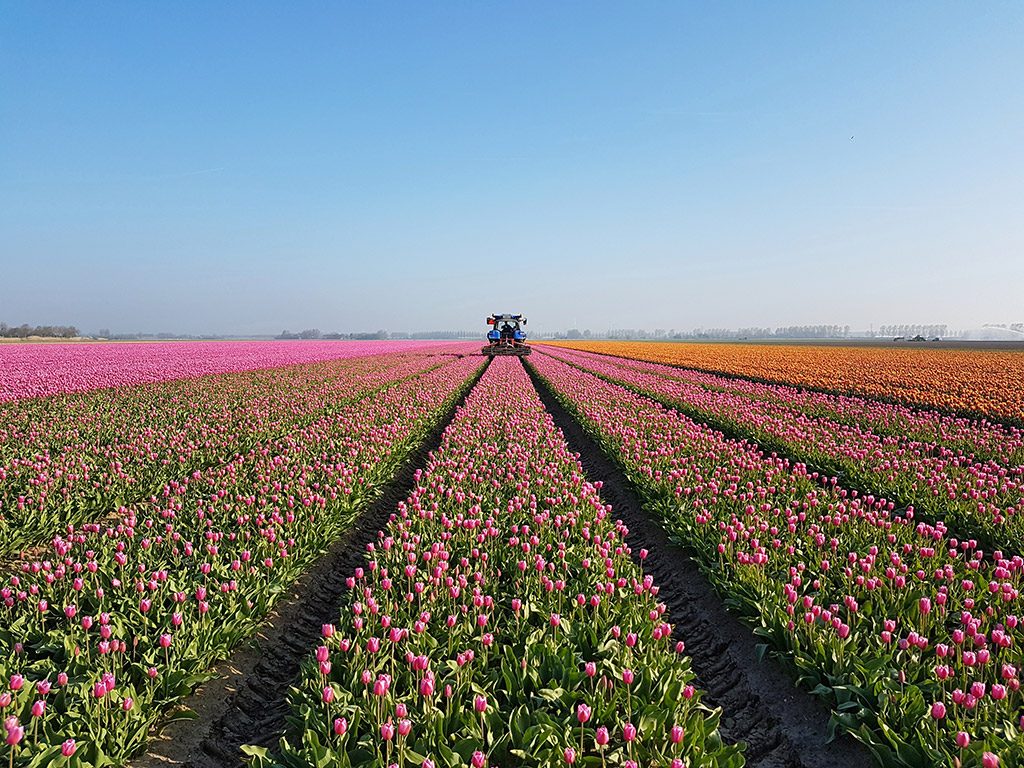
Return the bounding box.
[482,313,531,356]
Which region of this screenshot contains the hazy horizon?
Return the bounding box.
[2,3,1022,335]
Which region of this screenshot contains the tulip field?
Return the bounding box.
[0,343,483,766]
[0,350,463,554]
[544,340,1024,423]
[257,356,740,768]
[0,341,446,402]
[2,339,1022,768]
[536,345,1024,552]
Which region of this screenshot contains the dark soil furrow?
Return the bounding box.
[523,357,874,768]
[130,360,488,768]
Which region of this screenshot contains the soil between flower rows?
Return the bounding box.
[131,359,488,768]
[523,358,874,768]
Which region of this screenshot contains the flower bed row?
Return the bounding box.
[529,352,1024,767]
[259,356,741,768]
[0,349,470,557]
[0,355,484,767]
[538,346,1024,555]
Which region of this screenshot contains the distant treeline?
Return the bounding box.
[276,329,389,340]
[553,325,855,340]
[0,322,80,338]
[99,332,230,341]
[549,324,963,341]
[275,329,478,340]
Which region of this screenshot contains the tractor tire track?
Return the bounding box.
[523,358,874,768]
[131,359,488,768]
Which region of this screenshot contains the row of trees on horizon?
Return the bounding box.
[276,329,388,340]
[0,322,80,339]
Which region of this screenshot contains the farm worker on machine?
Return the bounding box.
[481,314,531,356]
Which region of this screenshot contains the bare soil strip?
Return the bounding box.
[523,358,874,768]
[131,360,488,768]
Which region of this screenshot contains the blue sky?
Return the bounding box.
[1,2,1022,335]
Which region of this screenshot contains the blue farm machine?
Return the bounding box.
[482,313,531,356]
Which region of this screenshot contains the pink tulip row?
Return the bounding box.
[268,356,741,768]
[538,346,1024,553]
[529,352,1024,767]
[0,353,484,767]
[0,340,453,403]
[0,348,471,556]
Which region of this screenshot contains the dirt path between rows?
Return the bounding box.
[523,358,874,768]
[131,360,487,768]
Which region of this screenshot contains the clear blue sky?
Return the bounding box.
[2,2,1022,335]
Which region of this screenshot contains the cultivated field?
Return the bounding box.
[1,340,1020,768]
[543,340,1024,422]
